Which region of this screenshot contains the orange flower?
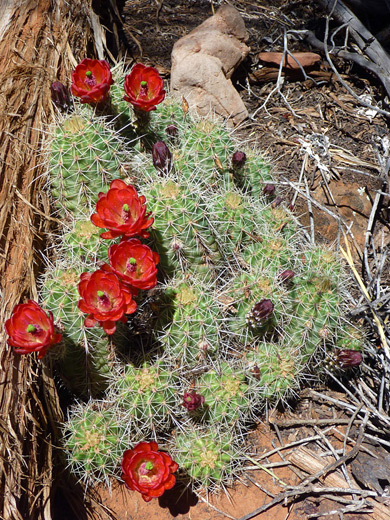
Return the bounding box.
[123,63,165,112]
[78,269,137,335]
[91,180,154,240]
[5,300,62,358]
[71,58,114,104]
[121,442,178,502]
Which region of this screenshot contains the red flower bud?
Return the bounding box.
[263,184,276,196]
[123,63,165,112]
[5,300,62,358]
[182,391,205,411]
[336,349,363,368]
[77,269,137,335]
[91,180,154,240]
[165,125,178,137]
[279,269,295,283]
[152,141,172,174]
[50,81,72,112]
[71,58,114,104]
[247,299,274,328]
[232,151,247,169]
[108,239,159,293]
[121,442,178,502]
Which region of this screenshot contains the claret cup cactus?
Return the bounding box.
[25,60,365,494]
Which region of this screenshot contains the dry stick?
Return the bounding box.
[256,431,334,462]
[236,485,376,520]
[271,418,363,428]
[237,418,367,520]
[313,426,354,494]
[340,237,390,360]
[303,171,315,244]
[251,30,300,119]
[197,494,237,520]
[284,179,362,256]
[311,389,390,433]
[364,155,390,294]
[320,0,390,94]
[296,411,369,489]
[245,475,275,498]
[289,24,390,120]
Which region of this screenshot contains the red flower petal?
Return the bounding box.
[90,180,154,240]
[121,442,178,502]
[5,300,62,358]
[123,63,165,112]
[71,58,114,105]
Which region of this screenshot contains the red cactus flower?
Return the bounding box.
[123,63,165,112]
[5,300,62,358]
[78,269,137,335]
[121,441,178,502]
[91,179,154,240]
[71,58,114,104]
[108,239,159,293]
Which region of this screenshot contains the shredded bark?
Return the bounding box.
[0,1,108,518]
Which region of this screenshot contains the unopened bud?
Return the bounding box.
[50,81,72,112]
[246,299,274,327]
[336,349,363,368]
[165,125,178,137]
[279,269,295,283]
[263,184,275,196]
[152,141,172,174]
[232,151,247,169]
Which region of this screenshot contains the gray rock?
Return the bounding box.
[170,5,250,126]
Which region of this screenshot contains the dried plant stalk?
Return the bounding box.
[289,447,390,520]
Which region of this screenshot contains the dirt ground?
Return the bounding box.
[86,1,390,519]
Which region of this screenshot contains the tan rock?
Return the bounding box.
[170,5,250,126]
[258,51,321,70]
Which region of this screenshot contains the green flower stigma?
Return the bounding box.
[85,71,92,77]
[145,461,154,471]
[123,203,129,212]
[128,257,137,265]
[26,324,36,333]
[97,290,105,298]
[140,80,147,87]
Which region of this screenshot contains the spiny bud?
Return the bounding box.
[152,141,172,175]
[50,81,72,112]
[165,125,178,137]
[263,184,275,196]
[279,269,295,283]
[336,349,363,368]
[182,391,205,411]
[246,299,274,327]
[232,151,247,169]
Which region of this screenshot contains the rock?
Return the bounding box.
[170,5,250,126]
[258,52,321,70]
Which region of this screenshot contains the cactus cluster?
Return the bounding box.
[40,63,364,493]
